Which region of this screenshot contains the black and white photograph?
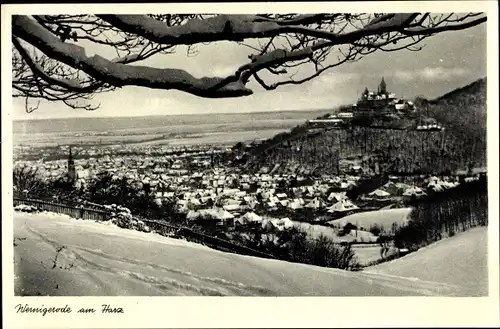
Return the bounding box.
[3,2,499,326]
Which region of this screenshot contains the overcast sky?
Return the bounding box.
[12,17,486,120]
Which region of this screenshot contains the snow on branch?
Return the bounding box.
[11,13,487,107]
[13,37,99,92]
[12,15,253,98]
[96,13,485,47]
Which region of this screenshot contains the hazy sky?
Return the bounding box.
[12,17,487,120]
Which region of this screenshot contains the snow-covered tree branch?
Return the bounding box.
[12,13,486,112]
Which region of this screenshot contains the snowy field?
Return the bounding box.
[13,212,485,296]
[292,221,378,243]
[352,245,399,266]
[365,226,488,296]
[329,208,413,230]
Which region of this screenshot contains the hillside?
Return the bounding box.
[428,78,486,142]
[434,77,487,104]
[241,78,487,176]
[14,211,480,296]
[366,226,488,296]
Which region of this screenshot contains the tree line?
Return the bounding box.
[244,125,486,176]
[393,175,488,251]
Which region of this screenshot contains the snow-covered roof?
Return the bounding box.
[403,186,427,197]
[242,212,263,223]
[327,200,359,213]
[368,189,391,197]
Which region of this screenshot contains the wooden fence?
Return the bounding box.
[13,198,275,260]
[13,198,110,221]
[139,218,275,259]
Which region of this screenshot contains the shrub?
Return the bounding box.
[269,227,359,270]
[369,223,384,236]
[13,166,49,199]
[340,223,357,236]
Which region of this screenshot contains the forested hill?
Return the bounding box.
[427,78,486,139]
[434,77,486,104]
[239,78,487,176]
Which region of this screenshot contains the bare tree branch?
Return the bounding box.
[12,15,253,98]
[13,36,103,93]
[11,12,487,112]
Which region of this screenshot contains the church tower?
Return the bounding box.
[379,77,387,95]
[67,146,76,183]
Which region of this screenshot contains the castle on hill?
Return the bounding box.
[349,77,419,116]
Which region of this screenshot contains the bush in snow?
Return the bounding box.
[106,204,150,233]
[369,223,384,236]
[238,226,359,270]
[112,211,134,229]
[134,219,151,233]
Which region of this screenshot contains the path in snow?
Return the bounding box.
[13,212,481,296]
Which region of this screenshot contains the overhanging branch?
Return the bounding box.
[12,15,253,98]
[12,36,103,93]
[11,12,487,108]
[95,13,485,48]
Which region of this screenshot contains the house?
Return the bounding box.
[441,181,459,189]
[367,189,391,200]
[223,204,241,212]
[383,182,410,196]
[262,217,294,231]
[204,208,235,221]
[235,191,247,197]
[276,193,288,199]
[337,112,354,119]
[403,186,427,197]
[242,196,259,209]
[340,180,357,190]
[328,192,347,203]
[266,201,278,210]
[224,198,242,206]
[279,199,289,207]
[187,198,202,209]
[163,191,175,199]
[238,212,263,225]
[288,200,303,210]
[327,199,359,213]
[427,181,444,192]
[305,197,326,209]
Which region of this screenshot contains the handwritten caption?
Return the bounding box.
[15,304,124,316]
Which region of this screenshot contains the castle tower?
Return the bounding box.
[362,87,369,99]
[67,146,76,182]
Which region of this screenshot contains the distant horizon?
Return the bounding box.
[13,75,486,122]
[12,107,332,122]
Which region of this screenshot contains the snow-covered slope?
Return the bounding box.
[13,212,482,296]
[365,227,488,296]
[329,208,412,229]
